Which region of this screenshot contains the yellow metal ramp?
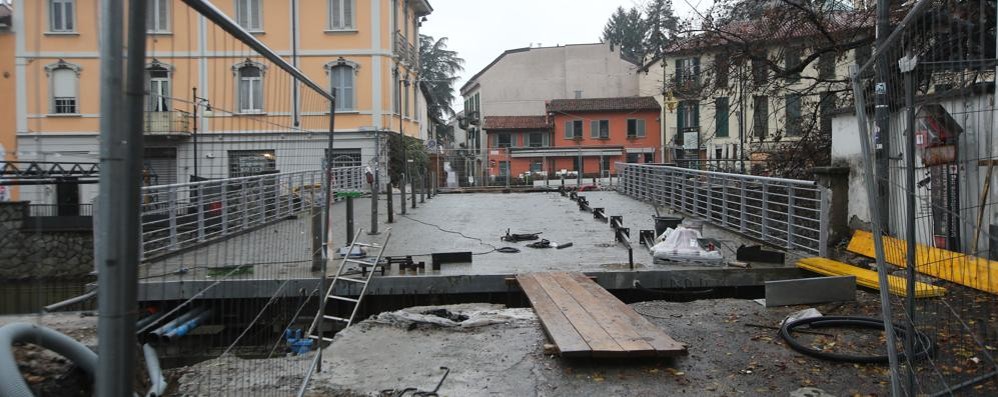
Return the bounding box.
[797,257,946,298]
[848,230,998,294]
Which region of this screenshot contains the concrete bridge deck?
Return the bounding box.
[138,190,805,301]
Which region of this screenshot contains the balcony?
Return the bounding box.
[394,32,418,66]
[144,111,191,137]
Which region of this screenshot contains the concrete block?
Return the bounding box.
[764,276,856,307]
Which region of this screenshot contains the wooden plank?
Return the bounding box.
[847,230,996,294]
[531,272,626,357]
[568,273,687,356]
[797,257,945,298]
[548,272,656,356]
[515,274,591,357]
[764,276,856,307]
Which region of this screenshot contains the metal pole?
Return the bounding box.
[577,147,583,186]
[850,65,903,396]
[420,169,426,203]
[506,147,511,189]
[192,87,199,180]
[738,63,746,174]
[318,95,337,373]
[901,52,918,395]
[386,182,394,223]
[369,129,379,235]
[96,0,144,394]
[399,72,407,215]
[874,0,892,232]
[346,195,354,245]
[410,158,417,209]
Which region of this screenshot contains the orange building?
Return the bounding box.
[0,3,13,201]
[484,97,662,183]
[10,0,432,205]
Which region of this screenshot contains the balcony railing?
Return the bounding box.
[395,32,418,66]
[144,110,191,136]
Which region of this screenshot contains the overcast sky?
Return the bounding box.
[420,0,712,105]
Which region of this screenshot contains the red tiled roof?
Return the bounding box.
[547,96,661,113]
[482,115,551,130]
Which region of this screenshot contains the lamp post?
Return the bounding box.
[191,87,212,181]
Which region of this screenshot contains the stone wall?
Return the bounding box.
[0,202,94,280]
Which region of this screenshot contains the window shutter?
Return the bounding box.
[676,103,686,129]
[715,97,729,137]
[590,121,598,138]
[331,0,342,28]
[564,121,572,139]
[52,69,76,98]
[637,119,646,137]
[344,0,354,28]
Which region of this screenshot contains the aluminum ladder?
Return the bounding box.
[308,227,391,342]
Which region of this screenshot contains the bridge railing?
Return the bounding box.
[616,163,829,257]
[139,166,365,260]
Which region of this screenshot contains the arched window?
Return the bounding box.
[236,63,264,113]
[46,61,81,114]
[147,65,171,112]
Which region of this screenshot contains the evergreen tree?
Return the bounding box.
[644,0,680,59]
[601,6,648,60]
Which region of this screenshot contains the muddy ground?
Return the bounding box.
[0,312,98,396]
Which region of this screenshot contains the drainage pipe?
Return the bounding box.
[0,323,98,397]
[42,290,97,313]
[149,307,206,341]
[142,344,167,397]
[162,309,212,342]
[135,310,167,333]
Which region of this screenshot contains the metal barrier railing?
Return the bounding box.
[139,166,364,260]
[616,163,829,256]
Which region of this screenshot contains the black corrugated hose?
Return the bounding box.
[779,316,934,364]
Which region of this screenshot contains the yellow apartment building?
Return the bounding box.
[0,3,13,201]
[9,0,432,205]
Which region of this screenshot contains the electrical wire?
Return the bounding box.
[779,316,934,364]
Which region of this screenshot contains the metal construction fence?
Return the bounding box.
[847,0,998,395]
[139,166,364,260]
[616,163,829,257]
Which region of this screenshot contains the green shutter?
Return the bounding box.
[715,97,729,138]
[677,104,686,129]
[786,94,801,136]
[564,121,572,139]
[637,119,646,137]
[590,121,599,138]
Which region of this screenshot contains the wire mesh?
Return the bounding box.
[849,0,998,394]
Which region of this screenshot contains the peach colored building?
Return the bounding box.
[484,97,662,183]
[0,3,13,200]
[11,0,432,205]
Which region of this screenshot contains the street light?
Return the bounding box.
[191,87,212,181]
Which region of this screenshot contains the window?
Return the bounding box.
[530,160,543,173]
[644,153,654,163]
[565,120,583,139]
[601,157,611,172]
[785,94,802,137]
[328,0,355,30]
[675,57,700,83]
[818,52,835,80]
[148,0,170,33]
[147,66,170,112]
[627,153,640,163]
[327,148,362,168]
[752,57,767,86]
[49,65,79,114]
[819,92,837,136]
[627,119,646,138]
[237,63,264,113]
[715,97,729,138]
[228,150,276,177]
[528,132,546,147]
[404,79,410,117]
[714,55,729,88]
[753,96,769,139]
[49,0,75,32]
[498,161,509,177]
[330,65,355,111]
[497,133,512,148]
[675,100,699,145]
[784,47,801,83]
[574,90,583,99]
[235,0,262,31]
[590,120,609,139]
[855,44,873,77]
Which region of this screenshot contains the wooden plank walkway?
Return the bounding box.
[797,257,945,298]
[516,272,686,358]
[848,230,998,294]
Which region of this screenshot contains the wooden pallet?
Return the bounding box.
[848,230,998,294]
[797,257,945,298]
[516,272,686,358]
